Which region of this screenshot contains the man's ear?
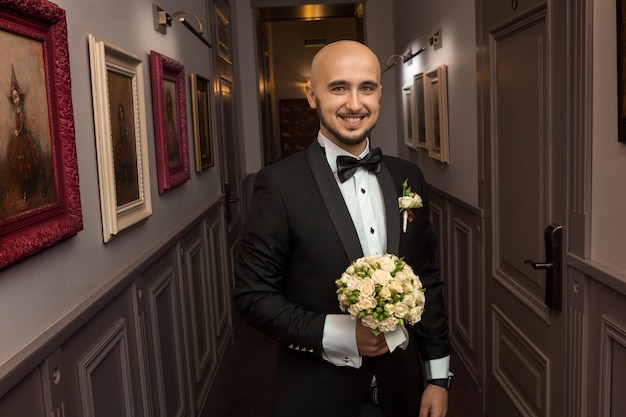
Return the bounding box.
[305,84,317,109]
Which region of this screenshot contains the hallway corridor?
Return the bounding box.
[204,317,485,416]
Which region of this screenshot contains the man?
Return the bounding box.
[234,40,451,417]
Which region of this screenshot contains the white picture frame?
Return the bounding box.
[88,34,152,242]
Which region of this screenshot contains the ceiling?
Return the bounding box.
[257,3,363,22]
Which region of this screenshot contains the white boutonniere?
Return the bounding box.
[398,179,423,233]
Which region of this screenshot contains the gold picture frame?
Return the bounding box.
[190,73,214,171]
[424,65,450,164]
[402,83,417,150]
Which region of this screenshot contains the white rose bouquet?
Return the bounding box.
[336,253,425,335]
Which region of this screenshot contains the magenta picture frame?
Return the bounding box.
[0,0,82,269]
[150,50,190,194]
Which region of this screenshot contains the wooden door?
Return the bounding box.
[213,0,242,245]
[479,0,569,416]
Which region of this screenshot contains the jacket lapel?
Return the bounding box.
[307,144,363,262]
[379,161,401,256]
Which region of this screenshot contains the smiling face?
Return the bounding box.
[305,41,382,155]
[11,88,21,109]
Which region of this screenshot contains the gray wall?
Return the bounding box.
[391,0,479,206]
[591,0,626,273]
[0,0,221,371]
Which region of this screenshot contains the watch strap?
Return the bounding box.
[427,372,453,390]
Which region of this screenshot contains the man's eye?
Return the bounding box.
[332,86,346,92]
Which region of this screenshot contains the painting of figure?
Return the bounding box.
[0,30,55,221]
[107,70,140,207]
[163,80,181,168]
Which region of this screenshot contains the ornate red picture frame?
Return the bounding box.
[0,0,82,269]
[150,51,190,194]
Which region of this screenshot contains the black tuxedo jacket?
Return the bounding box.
[234,143,450,417]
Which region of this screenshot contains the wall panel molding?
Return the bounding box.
[492,305,550,417]
[600,315,626,417]
[427,185,484,386]
[566,267,588,417]
[77,318,135,417]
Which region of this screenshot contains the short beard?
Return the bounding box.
[316,102,375,147]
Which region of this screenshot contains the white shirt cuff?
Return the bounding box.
[322,314,361,368]
[424,355,451,380]
[384,326,408,352]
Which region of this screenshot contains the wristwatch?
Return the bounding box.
[427,372,454,390]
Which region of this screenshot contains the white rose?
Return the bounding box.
[378,316,398,333]
[362,254,379,263]
[379,285,392,300]
[338,293,350,305]
[361,315,379,330]
[402,294,416,308]
[395,269,412,281]
[398,194,423,209]
[388,279,404,294]
[414,288,426,305]
[384,303,396,315]
[359,278,376,296]
[394,302,409,318]
[372,269,391,286]
[346,275,361,291]
[357,295,377,311]
[348,304,361,317]
[407,306,424,324]
[378,255,396,272]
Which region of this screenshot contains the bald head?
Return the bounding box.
[309,40,381,89]
[305,40,383,154]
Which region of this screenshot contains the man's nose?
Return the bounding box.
[344,90,362,111]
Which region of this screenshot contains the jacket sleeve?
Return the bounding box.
[233,166,327,356]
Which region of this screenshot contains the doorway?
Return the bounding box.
[253,2,364,166]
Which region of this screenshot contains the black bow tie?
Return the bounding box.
[336,147,383,183]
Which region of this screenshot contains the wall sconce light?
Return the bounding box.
[153,3,211,48]
[382,31,441,74]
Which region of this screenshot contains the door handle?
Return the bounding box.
[524,223,563,311]
[223,181,239,203]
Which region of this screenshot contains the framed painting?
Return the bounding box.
[413,72,428,149]
[190,73,214,172]
[618,0,626,142]
[150,51,190,193]
[88,34,152,243]
[0,0,83,269]
[402,83,416,149]
[424,65,450,164]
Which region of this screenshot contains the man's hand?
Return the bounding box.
[355,319,389,357]
[419,384,448,417]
